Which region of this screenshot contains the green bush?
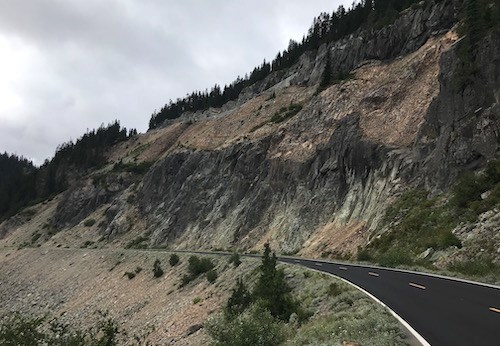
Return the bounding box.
[152,259,164,278]
[206,269,218,284]
[169,254,180,267]
[326,282,342,297]
[193,297,202,305]
[206,304,288,346]
[180,274,192,287]
[188,256,215,277]
[356,249,372,261]
[228,253,241,268]
[124,271,136,280]
[270,104,303,123]
[377,248,413,268]
[225,278,252,318]
[125,235,149,249]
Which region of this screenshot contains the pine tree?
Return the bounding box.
[253,243,297,321]
[318,51,333,92]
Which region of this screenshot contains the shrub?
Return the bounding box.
[225,278,252,318]
[152,259,164,278]
[83,219,96,227]
[206,304,287,346]
[326,282,342,297]
[449,258,500,277]
[124,271,136,280]
[169,254,180,267]
[193,297,202,305]
[269,103,303,123]
[134,266,142,274]
[125,235,149,249]
[0,312,121,346]
[356,248,372,261]
[228,253,241,268]
[180,274,192,287]
[377,248,413,267]
[188,256,215,277]
[206,269,218,284]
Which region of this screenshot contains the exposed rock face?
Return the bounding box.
[1,0,497,257]
[416,31,500,189]
[136,1,498,252]
[52,172,136,229]
[239,0,462,101]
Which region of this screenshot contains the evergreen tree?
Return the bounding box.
[253,243,297,321]
[318,51,333,92]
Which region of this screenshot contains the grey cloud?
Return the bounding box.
[0,0,349,164]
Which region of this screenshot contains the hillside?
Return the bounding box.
[0,0,499,344]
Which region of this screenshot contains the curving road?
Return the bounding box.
[278,256,500,346]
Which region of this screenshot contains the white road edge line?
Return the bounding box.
[304,267,431,346]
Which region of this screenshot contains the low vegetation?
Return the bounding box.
[362,160,500,273]
[169,253,180,266]
[152,259,164,278]
[228,253,241,268]
[112,161,153,175]
[207,244,407,345]
[180,256,216,286]
[270,104,303,123]
[125,235,149,249]
[0,311,120,346]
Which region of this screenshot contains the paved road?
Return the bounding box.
[278,257,500,346]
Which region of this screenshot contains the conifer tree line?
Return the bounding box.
[149,0,425,130]
[0,121,136,221]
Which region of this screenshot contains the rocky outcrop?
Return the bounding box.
[239,0,462,101]
[416,30,500,189]
[136,2,498,252]
[52,172,136,229]
[138,113,411,251]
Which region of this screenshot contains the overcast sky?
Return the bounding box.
[0,0,351,164]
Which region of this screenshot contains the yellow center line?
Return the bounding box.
[489,307,500,313]
[314,262,323,266]
[409,282,426,290]
[368,272,379,277]
[339,267,347,271]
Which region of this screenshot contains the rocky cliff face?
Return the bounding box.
[1,0,498,259]
[135,0,500,253]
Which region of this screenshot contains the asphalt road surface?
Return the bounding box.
[278,257,500,346]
